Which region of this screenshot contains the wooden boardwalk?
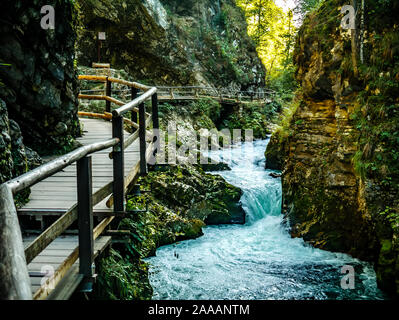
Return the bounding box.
[23,235,111,299]
[1,73,159,300]
[19,118,141,215]
[18,117,147,299]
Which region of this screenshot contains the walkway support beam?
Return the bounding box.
[112,116,125,212]
[105,78,112,113]
[151,93,160,160]
[77,156,94,278]
[131,87,139,123]
[139,103,147,175]
[0,184,32,300]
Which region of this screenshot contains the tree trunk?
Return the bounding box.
[360,0,365,63]
[351,0,358,76]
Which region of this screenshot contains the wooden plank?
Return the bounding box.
[92,63,110,68]
[46,265,83,300]
[24,181,112,264]
[33,235,111,300]
[46,236,111,300]
[33,247,79,299]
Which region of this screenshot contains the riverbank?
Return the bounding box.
[93,163,245,300]
[145,139,385,300]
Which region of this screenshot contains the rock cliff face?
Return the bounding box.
[0,0,80,155]
[76,0,265,90]
[266,0,399,296]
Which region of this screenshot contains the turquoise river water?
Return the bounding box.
[145,139,386,300]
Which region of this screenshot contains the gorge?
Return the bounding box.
[0,0,398,301]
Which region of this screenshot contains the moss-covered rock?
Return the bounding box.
[278,0,399,296]
[0,99,13,184]
[76,0,265,90]
[0,99,42,206]
[265,130,288,170]
[95,163,244,299]
[221,101,279,139]
[94,249,153,300]
[0,0,80,154]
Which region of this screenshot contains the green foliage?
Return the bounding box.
[379,207,399,234]
[350,26,399,191]
[294,0,324,17]
[237,0,296,84]
[190,98,221,124]
[79,100,106,114]
[268,63,298,94]
[95,249,152,300]
[221,101,279,139]
[273,91,302,141]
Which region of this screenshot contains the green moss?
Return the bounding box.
[94,249,152,300]
[95,163,243,299]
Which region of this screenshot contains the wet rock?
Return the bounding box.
[76,0,265,90]
[0,99,35,205]
[0,99,13,184]
[0,0,80,153]
[269,172,281,178]
[199,162,231,172]
[282,0,399,296]
[265,132,287,170]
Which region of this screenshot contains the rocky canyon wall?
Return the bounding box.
[76,0,265,91]
[266,0,399,296]
[0,0,80,158]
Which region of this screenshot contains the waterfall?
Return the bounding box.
[145,139,386,300]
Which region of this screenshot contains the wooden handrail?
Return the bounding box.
[112,87,157,117]
[78,75,152,92]
[92,63,110,69]
[78,94,126,107]
[6,138,119,194]
[0,184,32,299]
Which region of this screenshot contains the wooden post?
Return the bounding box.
[77,156,94,277]
[106,78,112,113]
[139,103,147,175]
[0,184,32,300]
[112,116,124,212]
[151,93,160,161]
[151,93,159,134]
[97,39,101,63]
[131,87,139,123]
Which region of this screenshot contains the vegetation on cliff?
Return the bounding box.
[266,0,399,296]
[76,0,265,91]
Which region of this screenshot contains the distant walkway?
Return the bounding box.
[156,86,275,104]
[1,70,158,300]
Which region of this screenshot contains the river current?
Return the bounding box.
[145,139,386,300]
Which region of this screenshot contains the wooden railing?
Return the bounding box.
[155,86,274,103]
[0,76,159,300]
[79,83,275,104]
